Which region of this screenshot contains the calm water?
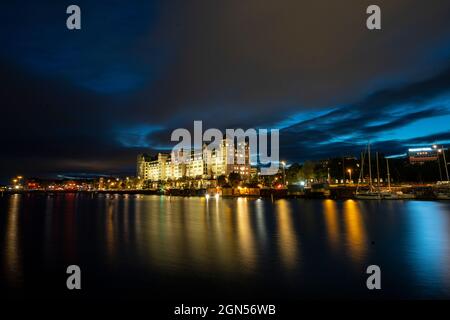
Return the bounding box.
[1,193,450,300]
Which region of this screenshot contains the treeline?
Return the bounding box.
[284,154,447,184]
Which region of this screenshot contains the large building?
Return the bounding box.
[408,147,438,164]
[137,138,250,182]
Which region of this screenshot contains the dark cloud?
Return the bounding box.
[0,61,136,179]
[280,66,450,161]
[129,0,450,125]
[1,1,450,182]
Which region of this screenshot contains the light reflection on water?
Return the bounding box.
[4,194,22,287]
[323,199,339,253]
[275,199,299,271]
[343,200,367,264]
[406,201,450,290]
[1,194,450,298]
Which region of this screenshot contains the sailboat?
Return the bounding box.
[379,158,415,199]
[355,143,381,200]
[435,192,450,200]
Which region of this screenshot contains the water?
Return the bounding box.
[1,193,450,300]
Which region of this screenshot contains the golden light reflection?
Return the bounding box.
[255,199,267,246]
[123,195,130,245]
[143,197,191,272]
[343,200,367,263]
[212,200,239,274]
[44,196,54,264]
[63,193,77,261]
[141,197,261,274]
[323,199,340,252]
[105,199,117,265]
[275,199,299,271]
[236,197,257,271]
[4,194,22,287]
[185,198,210,271]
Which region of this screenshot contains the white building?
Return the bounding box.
[137,138,250,182]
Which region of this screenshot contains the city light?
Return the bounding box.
[408,147,432,152]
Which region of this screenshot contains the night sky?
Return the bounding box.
[1,0,450,183]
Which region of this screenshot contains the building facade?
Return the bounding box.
[408,147,438,164]
[137,138,251,182]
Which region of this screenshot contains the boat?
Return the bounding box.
[435,192,450,200]
[355,143,382,200]
[379,158,416,199]
[381,191,415,200]
[396,191,415,199]
[356,192,382,200]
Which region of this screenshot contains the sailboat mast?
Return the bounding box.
[443,146,450,181]
[368,143,372,191]
[376,152,380,193]
[386,158,391,191]
[356,150,365,194]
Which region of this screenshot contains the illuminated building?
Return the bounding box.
[408,147,438,164]
[137,138,250,182]
[136,153,151,180]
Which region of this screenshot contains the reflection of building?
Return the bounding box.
[137,138,250,182]
[408,147,438,164]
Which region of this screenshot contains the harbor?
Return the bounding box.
[1,182,449,200]
[1,193,450,300]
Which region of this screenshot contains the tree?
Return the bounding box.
[217,175,227,187]
[299,161,315,180]
[286,163,301,184]
[228,172,242,187]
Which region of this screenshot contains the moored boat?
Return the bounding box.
[381,191,415,200]
[355,142,382,200]
[435,192,450,200]
[355,191,382,200]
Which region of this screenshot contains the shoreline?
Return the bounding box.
[0,189,448,201]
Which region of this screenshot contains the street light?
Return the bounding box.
[437,149,443,181]
[347,168,352,183]
[434,145,449,181]
[281,161,286,186]
[443,146,450,182]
